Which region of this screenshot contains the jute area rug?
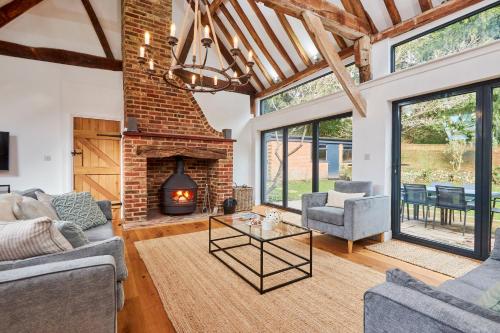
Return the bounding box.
[135,230,384,333]
[366,240,480,278]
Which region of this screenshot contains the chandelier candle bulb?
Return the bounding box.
[214,76,218,86]
[248,50,253,61]
[149,59,154,70]
[139,46,145,58]
[170,23,176,37]
[192,74,196,85]
[204,25,209,39]
[168,70,173,79]
[144,31,150,45]
[233,35,238,49]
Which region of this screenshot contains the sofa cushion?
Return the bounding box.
[12,196,59,220]
[326,190,365,208]
[84,222,115,242]
[52,192,108,231]
[386,268,500,323]
[35,192,60,219]
[438,280,484,303]
[0,194,18,221]
[307,206,344,226]
[0,218,73,260]
[477,281,500,312]
[335,180,373,197]
[53,221,89,248]
[17,188,44,200]
[458,258,500,291]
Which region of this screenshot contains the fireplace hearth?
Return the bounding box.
[160,157,198,215]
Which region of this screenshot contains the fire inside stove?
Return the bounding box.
[172,190,194,203]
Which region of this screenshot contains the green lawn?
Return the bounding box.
[265,179,337,202]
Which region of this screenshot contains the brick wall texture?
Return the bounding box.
[122,0,233,223]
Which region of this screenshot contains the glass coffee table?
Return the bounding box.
[209,213,312,294]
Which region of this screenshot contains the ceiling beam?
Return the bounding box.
[0,0,44,28]
[255,46,353,98]
[383,0,402,25]
[345,0,378,33]
[332,33,347,50]
[209,0,225,12]
[0,40,122,71]
[354,35,371,83]
[256,0,370,40]
[418,0,433,13]
[219,3,274,85]
[210,13,264,91]
[372,0,484,43]
[275,11,312,68]
[229,0,286,80]
[247,0,298,74]
[81,0,114,59]
[302,11,366,117]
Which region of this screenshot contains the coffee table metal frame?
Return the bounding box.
[209,215,312,294]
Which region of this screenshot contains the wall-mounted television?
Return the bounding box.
[0,132,9,171]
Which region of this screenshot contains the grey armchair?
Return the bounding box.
[301,180,390,253]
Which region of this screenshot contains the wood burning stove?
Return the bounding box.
[160,157,197,215]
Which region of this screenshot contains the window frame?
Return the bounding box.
[259,63,357,115]
[260,112,353,213]
[390,1,500,73]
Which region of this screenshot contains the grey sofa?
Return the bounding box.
[364,229,500,333]
[0,188,127,333]
[301,181,390,253]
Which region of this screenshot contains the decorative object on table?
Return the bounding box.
[223,198,237,215]
[0,185,10,194]
[222,129,232,139]
[136,0,254,94]
[262,208,282,231]
[232,184,254,212]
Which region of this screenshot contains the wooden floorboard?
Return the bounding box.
[113,214,451,333]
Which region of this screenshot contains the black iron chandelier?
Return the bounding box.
[137,0,254,94]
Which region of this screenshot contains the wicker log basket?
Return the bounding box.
[232,185,254,212]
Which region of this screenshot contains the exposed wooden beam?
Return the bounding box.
[255,46,353,98]
[219,3,274,85]
[332,33,347,50]
[256,0,370,40]
[419,0,433,13]
[344,0,378,33]
[275,11,312,67]
[174,69,255,95]
[383,0,402,25]
[81,0,114,59]
[354,35,371,82]
[302,11,366,117]
[302,19,325,60]
[246,0,298,74]
[0,40,122,71]
[0,0,44,28]
[372,0,484,43]
[210,13,265,91]
[209,0,225,12]
[229,0,286,80]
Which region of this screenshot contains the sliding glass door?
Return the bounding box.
[262,113,352,212]
[393,79,500,259]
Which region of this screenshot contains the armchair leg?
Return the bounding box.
[347,240,354,254]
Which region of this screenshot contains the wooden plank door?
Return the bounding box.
[73,117,121,219]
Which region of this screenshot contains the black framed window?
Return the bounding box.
[391,2,500,72]
[392,78,500,260]
[260,65,359,115]
[261,113,352,213]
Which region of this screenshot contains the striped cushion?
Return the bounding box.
[0,218,73,261]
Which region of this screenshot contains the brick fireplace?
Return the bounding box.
[122,0,234,224]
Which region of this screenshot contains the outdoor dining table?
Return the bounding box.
[401,185,500,225]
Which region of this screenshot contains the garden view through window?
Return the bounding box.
[260,65,359,115]
[393,4,500,71]
[262,115,353,211]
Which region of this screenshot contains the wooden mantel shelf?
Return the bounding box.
[123,131,236,143]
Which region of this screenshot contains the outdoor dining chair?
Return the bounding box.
[433,185,474,235]
[402,184,432,223]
